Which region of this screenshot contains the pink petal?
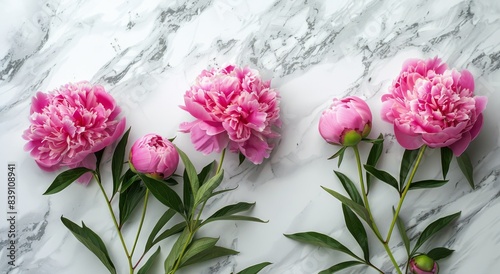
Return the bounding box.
[394,124,424,150]
[448,131,472,156]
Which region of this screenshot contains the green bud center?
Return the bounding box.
[415,254,434,271]
[342,130,362,146]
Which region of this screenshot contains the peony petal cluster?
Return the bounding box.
[381,57,487,156]
[319,96,372,146]
[23,81,126,184]
[179,65,281,164]
[129,134,179,179]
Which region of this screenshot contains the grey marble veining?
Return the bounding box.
[1,0,499,273]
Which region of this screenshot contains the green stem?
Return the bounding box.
[94,172,134,274]
[352,146,400,273]
[386,145,427,243]
[130,189,150,259]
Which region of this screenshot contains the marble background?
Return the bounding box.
[1,0,499,273]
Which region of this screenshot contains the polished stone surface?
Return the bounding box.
[1,0,499,273]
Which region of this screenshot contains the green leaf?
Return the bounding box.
[337,147,346,168]
[236,262,272,274]
[321,186,371,229]
[138,246,161,274]
[194,170,224,207]
[209,186,238,199]
[112,127,130,194]
[318,261,364,274]
[366,133,384,193]
[145,209,177,252]
[198,161,216,186]
[202,215,267,227]
[412,212,461,255]
[119,180,146,228]
[149,222,186,251]
[342,205,369,262]
[364,165,399,192]
[393,208,410,256]
[164,227,191,273]
[238,152,246,166]
[95,149,105,171]
[440,147,453,179]
[61,217,116,274]
[120,169,140,193]
[206,202,255,220]
[456,153,475,189]
[284,232,360,259]
[183,169,194,217]
[176,145,200,197]
[179,237,219,266]
[400,149,419,191]
[334,171,363,206]
[427,247,454,260]
[179,246,239,268]
[140,174,184,215]
[409,180,449,190]
[328,146,346,160]
[43,167,93,195]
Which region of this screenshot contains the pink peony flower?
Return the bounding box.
[23,81,126,184]
[319,96,372,146]
[381,57,487,156]
[129,134,179,179]
[179,65,281,164]
[408,254,439,274]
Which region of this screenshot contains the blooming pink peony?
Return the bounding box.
[23,81,126,184]
[381,57,487,156]
[179,65,281,164]
[319,96,372,146]
[129,134,179,179]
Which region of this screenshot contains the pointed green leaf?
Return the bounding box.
[236,262,272,274]
[427,247,454,260]
[409,180,449,190]
[194,170,224,207]
[206,202,255,219]
[393,208,410,255]
[119,181,146,228]
[179,245,239,268]
[138,246,161,274]
[210,186,238,198]
[412,212,461,255]
[334,171,363,206]
[342,205,369,262]
[183,169,194,217]
[145,209,177,252]
[120,169,140,193]
[165,227,191,273]
[366,133,384,193]
[95,149,105,171]
[328,146,346,160]
[364,165,399,192]
[61,217,116,274]
[198,160,216,186]
[440,147,453,179]
[321,186,371,229]
[43,167,93,195]
[140,174,184,215]
[318,261,364,274]
[112,127,130,194]
[202,215,267,227]
[239,152,246,166]
[456,153,475,189]
[337,148,346,168]
[176,145,200,196]
[164,177,179,186]
[179,237,219,266]
[149,222,186,250]
[400,149,419,191]
[284,232,360,260]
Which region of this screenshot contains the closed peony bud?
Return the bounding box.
[129,134,179,179]
[319,96,372,146]
[408,254,439,274]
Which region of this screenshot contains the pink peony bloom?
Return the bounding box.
[129,134,179,179]
[319,96,372,146]
[381,57,487,156]
[408,254,439,274]
[23,81,126,184]
[179,65,281,164]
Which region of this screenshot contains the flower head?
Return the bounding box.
[381,57,487,156]
[408,254,439,274]
[180,65,281,164]
[23,81,126,184]
[129,134,179,179]
[319,96,372,146]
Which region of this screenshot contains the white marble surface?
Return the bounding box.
[1,0,500,273]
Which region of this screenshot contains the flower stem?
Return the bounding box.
[130,189,149,259]
[94,172,134,274]
[352,146,401,273]
[385,145,427,243]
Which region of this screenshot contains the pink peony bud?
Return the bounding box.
[129,134,179,179]
[408,254,439,274]
[318,96,372,146]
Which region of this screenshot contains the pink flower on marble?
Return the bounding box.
[23,81,126,184]
[180,65,281,164]
[129,134,179,179]
[319,96,372,146]
[381,57,487,156]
